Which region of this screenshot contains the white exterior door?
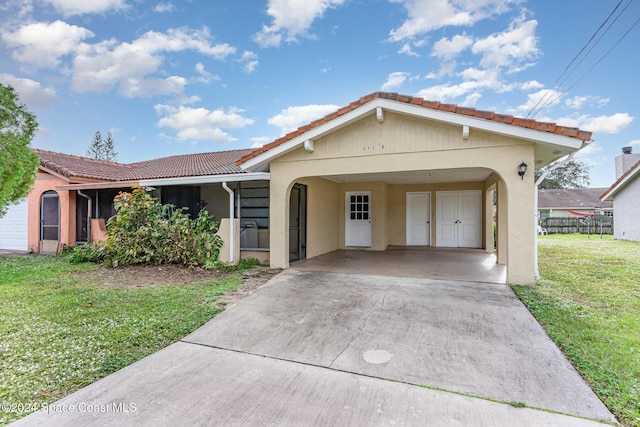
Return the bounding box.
[345,191,372,247]
[406,192,430,246]
[0,198,28,251]
[436,191,481,248]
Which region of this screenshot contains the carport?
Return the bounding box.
[238,93,592,285]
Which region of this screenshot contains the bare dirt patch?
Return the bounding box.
[75,264,282,308]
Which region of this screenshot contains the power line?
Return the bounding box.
[537,13,640,111]
[525,0,635,118]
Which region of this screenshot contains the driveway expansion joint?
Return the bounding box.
[179,338,604,424]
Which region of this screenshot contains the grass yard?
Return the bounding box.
[0,255,247,426]
[512,234,640,427]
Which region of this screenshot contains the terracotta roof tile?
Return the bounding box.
[236,92,593,165]
[34,148,253,182]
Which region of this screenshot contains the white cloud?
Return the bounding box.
[253,0,346,48]
[520,80,544,91]
[628,140,640,146]
[71,27,236,96]
[194,63,220,84]
[471,17,539,73]
[43,0,127,16]
[389,0,517,42]
[239,51,259,73]
[417,81,485,101]
[118,76,187,98]
[514,89,562,113]
[398,42,420,56]
[565,95,610,110]
[2,20,94,69]
[556,113,634,134]
[417,67,502,101]
[462,92,482,106]
[250,136,272,148]
[431,33,473,61]
[0,74,56,108]
[381,72,410,91]
[575,142,601,158]
[153,2,174,13]
[268,104,339,134]
[154,104,254,143]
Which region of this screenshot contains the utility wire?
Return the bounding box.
[530,0,635,117]
[537,14,640,111]
[525,0,632,118]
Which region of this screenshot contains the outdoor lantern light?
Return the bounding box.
[518,162,528,180]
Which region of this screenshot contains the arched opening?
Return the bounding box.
[40,190,60,253]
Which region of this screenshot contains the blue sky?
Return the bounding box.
[1,0,639,188]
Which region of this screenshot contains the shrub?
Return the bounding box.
[67,242,106,264]
[103,186,222,267]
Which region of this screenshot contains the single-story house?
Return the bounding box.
[15,92,593,284]
[600,146,640,241]
[538,188,612,219]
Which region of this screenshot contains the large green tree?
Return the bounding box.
[0,83,39,217]
[535,158,590,189]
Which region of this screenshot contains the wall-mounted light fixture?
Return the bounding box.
[518,162,528,180]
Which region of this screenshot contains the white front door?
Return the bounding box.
[436,191,481,248]
[345,191,372,247]
[406,192,430,246]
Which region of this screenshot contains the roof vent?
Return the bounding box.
[622,146,632,154]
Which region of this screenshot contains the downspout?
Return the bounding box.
[222,182,234,264]
[77,190,92,243]
[534,152,575,277]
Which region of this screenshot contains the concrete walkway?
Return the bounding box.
[13,270,616,426]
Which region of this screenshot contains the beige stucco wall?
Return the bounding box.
[216,218,240,265]
[294,176,340,258]
[267,110,536,284]
[201,184,231,221]
[386,182,485,247]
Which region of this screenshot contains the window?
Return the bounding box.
[539,209,551,220]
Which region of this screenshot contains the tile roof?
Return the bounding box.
[538,188,612,209]
[600,158,640,200]
[237,92,593,165]
[35,148,254,182]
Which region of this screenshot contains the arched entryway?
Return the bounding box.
[40,191,60,253]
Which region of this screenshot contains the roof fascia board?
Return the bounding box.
[39,166,72,182]
[58,181,140,191]
[139,172,270,187]
[241,98,588,172]
[601,164,640,200]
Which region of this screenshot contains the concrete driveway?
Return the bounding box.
[14,270,615,426]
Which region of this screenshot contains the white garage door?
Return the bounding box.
[0,198,29,251]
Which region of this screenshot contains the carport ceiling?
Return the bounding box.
[323,168,494,184]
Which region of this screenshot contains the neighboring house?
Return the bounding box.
[600,146,640,241]
[18,92,592,285]
[538,188,613,219]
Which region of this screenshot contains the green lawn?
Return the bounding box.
[512,234,640,427]
[0,256,241,426]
